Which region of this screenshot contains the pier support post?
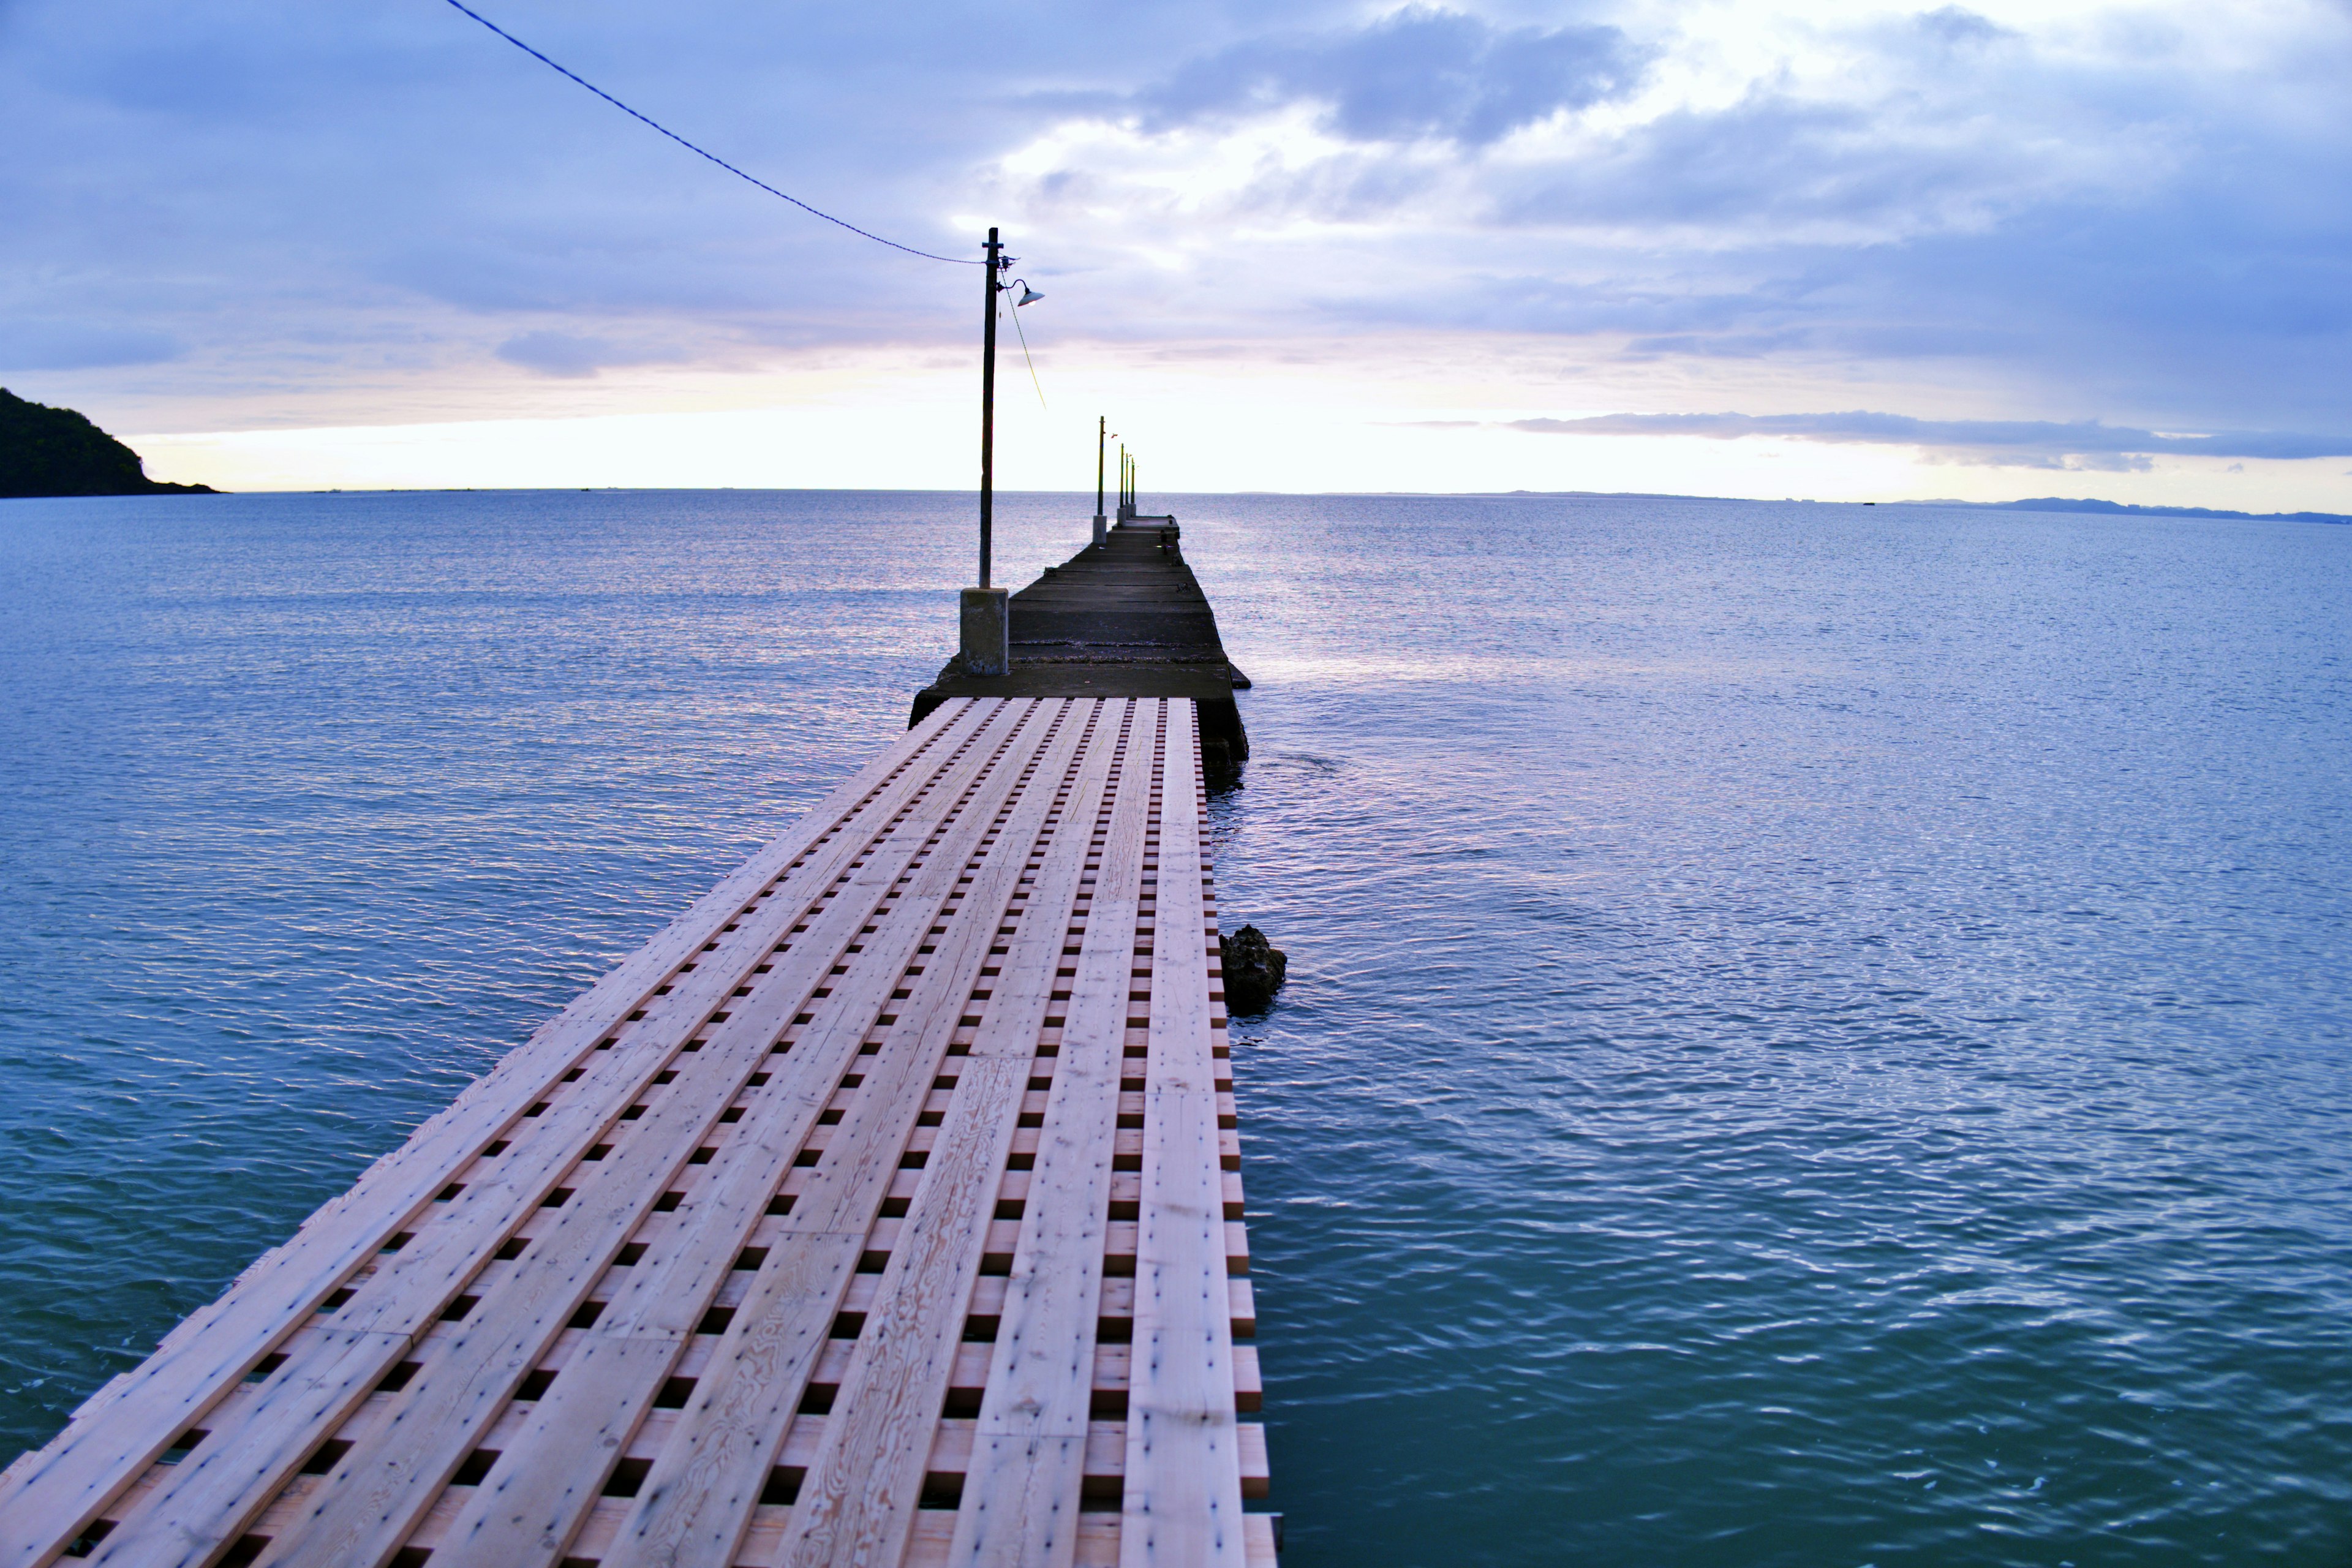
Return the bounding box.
[959,587,1009,676]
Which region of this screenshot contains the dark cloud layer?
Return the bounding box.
[1136,6,1646,146]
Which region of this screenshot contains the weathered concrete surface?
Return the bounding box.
[959,585,1009,676]
[911,519,1251,780]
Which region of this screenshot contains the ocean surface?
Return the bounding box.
[2,489,2347,1566]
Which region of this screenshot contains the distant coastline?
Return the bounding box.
[1,461,2341,526]
[0,388,216,499]
[1481,488,2351,525]
[1907,495,2351,526]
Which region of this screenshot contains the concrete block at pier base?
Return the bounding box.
[960,587,1010,676]
[1093,513,1106,546]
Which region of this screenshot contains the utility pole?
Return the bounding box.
[961,226,1010,676]
[979,225,1001,590]
[1094,415,1109,546]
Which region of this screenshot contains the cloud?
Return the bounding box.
[1503,412,2352,471]
[1911,6,2016,50]
[1134,7,1647,146]
[0,0,2346,498]
[0,320,181,372]
[494,331,676,379]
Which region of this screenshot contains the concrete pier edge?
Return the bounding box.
[912,517,1251,786]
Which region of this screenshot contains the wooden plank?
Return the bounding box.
[75,702,1041,1568]
[604,699,1093,1568]
[239,701,1072,1568]
[328,696,1017,1341]
[74,714,1001,1568]
[926,1419,1268,1497]
[91,710,1016,1568]
[776,699,1131,1567]
[429,699,1116,1568]
[596,696,1084,1568]
[1119,702,1248,1568]
[888,1510,1277,1568]
[0,702,994,1568]
[949,698,1161,1568]
[7,690,1276,1568]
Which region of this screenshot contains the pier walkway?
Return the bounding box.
[913,521,1248,784]
[2,682,1268,1565]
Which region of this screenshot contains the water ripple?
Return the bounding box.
[3,491,2348,1566]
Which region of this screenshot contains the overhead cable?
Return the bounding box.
[440,0,976,265]
[1009,293,1047,409]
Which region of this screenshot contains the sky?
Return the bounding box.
[2,0,2348,503]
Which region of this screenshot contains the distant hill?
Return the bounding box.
[1922,495,2348,526]
[0,388,216,498]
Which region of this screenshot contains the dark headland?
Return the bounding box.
[0,388,216,498]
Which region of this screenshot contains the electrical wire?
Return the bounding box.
[440,0,976,266]
[1008,293,1047,409]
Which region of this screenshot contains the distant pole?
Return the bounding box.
[1093,415,1108,546]
[979,225,1002,589]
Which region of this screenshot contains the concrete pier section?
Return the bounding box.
[913,520,1250,785]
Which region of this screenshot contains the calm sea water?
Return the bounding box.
[2,490,2347,1566]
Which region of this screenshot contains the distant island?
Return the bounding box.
[1916,496,2350,526]
[1,388,216,498]
[1491,489,2348,524]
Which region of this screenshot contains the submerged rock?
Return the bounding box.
[1219,924,1287,1014]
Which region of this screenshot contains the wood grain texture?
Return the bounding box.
[778,700,1128,1568]
[1120,702,1249,1568]
[606,702,1089,1568]
[406,706,1063,1568]
[950,699,1159,1568]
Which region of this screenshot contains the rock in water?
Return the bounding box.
[1219,924,1287,1014]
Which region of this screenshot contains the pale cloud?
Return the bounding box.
[493,331,688,380]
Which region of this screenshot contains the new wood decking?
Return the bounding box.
[0,695,1269,1568]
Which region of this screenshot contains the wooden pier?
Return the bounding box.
[1,526,1270,1567]
[912,521,1249,785]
